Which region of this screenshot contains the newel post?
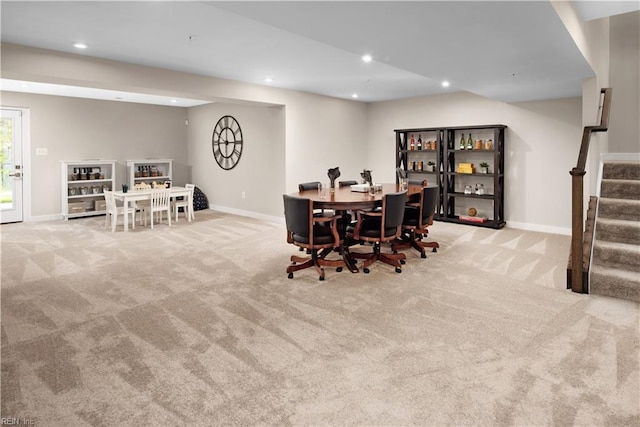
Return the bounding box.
[570,167,587,293]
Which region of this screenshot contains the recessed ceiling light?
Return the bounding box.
[351,93,359,99]
[72,42,88,49]
[170,99,177,103]
[441,80,450,88]
[264,77,274,83]
[20,83,29,88]
[362,54,372,63]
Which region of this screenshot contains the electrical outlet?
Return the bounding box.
[241,191,246,199]
[36,147,48,155]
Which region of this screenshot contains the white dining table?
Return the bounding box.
[111,186,192,232]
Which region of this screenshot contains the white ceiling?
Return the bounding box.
[1,1,637,106]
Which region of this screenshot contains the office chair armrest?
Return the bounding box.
[313,214,343,246]
[312,213,342,224]
[352,209,382,240]
[355,209,382,219]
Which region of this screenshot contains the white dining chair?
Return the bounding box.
[143,189,171,229]
[135,199,151,225]
[104,191,135,232]
[172,183,195,222]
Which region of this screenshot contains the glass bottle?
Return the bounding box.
[417,134,422,150]
[459,133,466,150]
[466,133,473,150]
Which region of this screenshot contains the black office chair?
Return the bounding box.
[283,194,345,281]
[346,191,407,273]
[338,180,359,187]
[298,180,333,227]
[392,185,439,259]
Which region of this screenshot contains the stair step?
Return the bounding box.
[598,198,640,221]
[600,179,640,201]
[603,162,640,180]
[593,240,640,272]
[590,265,640,303]
[595,217,640,245]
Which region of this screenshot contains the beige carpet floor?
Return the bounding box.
[1,210,638,426]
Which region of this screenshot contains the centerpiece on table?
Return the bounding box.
[327,167,341,192]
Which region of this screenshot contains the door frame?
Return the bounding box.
[1,106,31,223]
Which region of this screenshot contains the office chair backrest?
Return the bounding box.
[384,191,408,230]
[283,194,311,236]
[421,186,439,223]
[298,181,321,192]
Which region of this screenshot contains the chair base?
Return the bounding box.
[287,248,345,280]
[349,242,406,273]
[392,230,439,258]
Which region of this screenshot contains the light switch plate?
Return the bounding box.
[36,147,48,155]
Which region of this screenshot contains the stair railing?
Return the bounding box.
[569,87,612,293]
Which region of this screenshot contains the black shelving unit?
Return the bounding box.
[395,127,444,218]
[395,124,506,229]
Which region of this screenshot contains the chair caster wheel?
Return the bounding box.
[336,267,343,272]
[288,273,293,279]
[363,268,370,274]
[421,253,427,259]
[319,276,325,281]
[432,248,437,253]
[395,267,402,273]
[400,259,406,265]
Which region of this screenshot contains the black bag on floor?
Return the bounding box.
[193,186,209,211]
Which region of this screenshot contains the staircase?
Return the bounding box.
[590,162,640,303]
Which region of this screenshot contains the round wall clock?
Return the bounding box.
[212,115,243,170]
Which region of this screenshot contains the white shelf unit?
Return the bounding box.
[126,159,172,189]
[61,160,116,219]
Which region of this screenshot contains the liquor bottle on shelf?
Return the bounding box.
[410,134,415,151]
[466,133,473,150]
[417,134,422,150]
[459,134,466,150]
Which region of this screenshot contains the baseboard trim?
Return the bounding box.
[208,205,284,224]
[507,221,571,236]
[27,213,65,222]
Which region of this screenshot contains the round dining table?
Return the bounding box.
[297,183,420,210]
[294,182,422,272]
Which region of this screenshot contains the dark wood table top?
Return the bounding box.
[296,183,421,210]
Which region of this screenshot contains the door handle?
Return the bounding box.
[8,172,22,178]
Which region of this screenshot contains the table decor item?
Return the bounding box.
[360,169,373,186]
[327,167,340,192]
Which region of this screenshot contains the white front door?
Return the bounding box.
[1,109,24,223]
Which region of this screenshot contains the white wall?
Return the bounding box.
[367,92,582,233]
[187,103,285,218]
[0,91,188,218]
[1,43,370,220]
[609,11,640,153]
